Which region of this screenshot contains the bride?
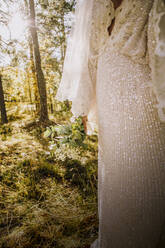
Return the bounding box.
[56,0,165,247]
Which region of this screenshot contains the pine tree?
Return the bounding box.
[29,0,49,122]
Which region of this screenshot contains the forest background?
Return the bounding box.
[0,0,98,247]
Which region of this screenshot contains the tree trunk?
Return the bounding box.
[27,70,33,104]
[0,75,8,124]
[29,37,40,112]
[60,0,66,64]
[29,0,48,122]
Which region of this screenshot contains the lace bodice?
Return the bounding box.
[109,0,153,64]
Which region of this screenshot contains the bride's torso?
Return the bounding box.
[97,0,154,65]
[96,0,156,129]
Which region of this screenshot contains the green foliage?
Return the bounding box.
[0,0,75,117]
[44,117,87,148]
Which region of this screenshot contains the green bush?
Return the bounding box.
[44,117,86,148]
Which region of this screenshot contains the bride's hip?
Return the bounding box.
[95,50,164,132]
[96,51,153,102]
[97,50,151,88]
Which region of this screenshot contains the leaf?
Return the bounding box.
[44,128,52,138]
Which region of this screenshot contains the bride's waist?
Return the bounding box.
[99,37,149,66]
[97,47,151,92]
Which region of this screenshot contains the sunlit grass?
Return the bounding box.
[0,110,98,248]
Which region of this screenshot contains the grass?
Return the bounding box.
[0,112,98,248]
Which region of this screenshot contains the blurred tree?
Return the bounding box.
[29,0,49,122]
[0,74,8,124]
[0,0,75,120]
[28,36,40,111]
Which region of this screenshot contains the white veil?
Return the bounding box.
[56,0,94,107]
[56,0,115,133]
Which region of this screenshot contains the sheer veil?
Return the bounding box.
[56,0,95,112]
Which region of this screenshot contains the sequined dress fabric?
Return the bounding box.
[96,51,165,248]
[93,0,165,247]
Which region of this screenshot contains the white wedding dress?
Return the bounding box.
[56,0,165,247]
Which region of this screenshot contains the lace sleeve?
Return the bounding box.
[148,0,165,121]
[56,0,114,118]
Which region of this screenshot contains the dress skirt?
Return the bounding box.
[95,47,165,248]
